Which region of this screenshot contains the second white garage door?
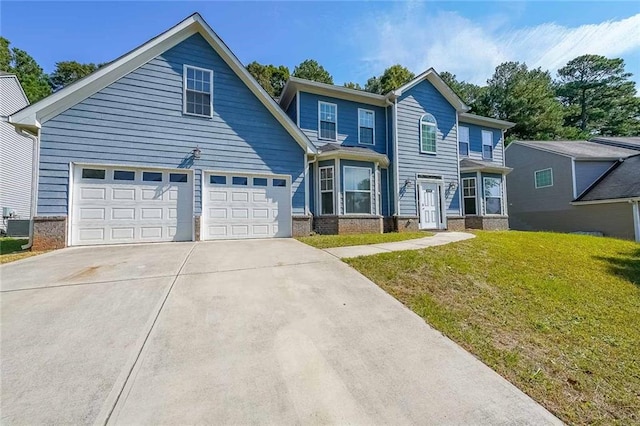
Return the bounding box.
[202,172,292,240]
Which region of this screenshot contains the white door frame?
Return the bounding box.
[416,177,446,230]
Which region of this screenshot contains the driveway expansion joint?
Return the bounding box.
[99,244,197,426]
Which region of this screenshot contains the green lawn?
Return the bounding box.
[346,231,639,425]
[297,231,432,249]
[0,238,45,264]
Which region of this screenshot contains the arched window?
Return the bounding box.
[420,114,437,154]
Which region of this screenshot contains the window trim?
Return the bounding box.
[357,108,375,145]
[318,101,338,141]
[482,176,503,216]
[319,165,335,215]
[183,64,214,118]
[419,113,437,154]
[461,177,477,215]
[458,125,470,157]
[482,130,493,160]
[343,165,373,215]
[534,168,553,189]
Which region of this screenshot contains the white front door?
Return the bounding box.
[202,172,292,240]
[418,182,440,229]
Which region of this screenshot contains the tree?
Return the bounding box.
[364,65,415,94]
[1,37,51,103]
[379,64,414,94]
[439,71,489,115]
[484,62,563,140]
[246,61,290,97]
[556,55,640,136]
[292,59,333,84]
[49,61,103,92]
[343,81,362,90]
[364,76,382,94]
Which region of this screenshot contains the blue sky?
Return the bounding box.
[2,1,639,86]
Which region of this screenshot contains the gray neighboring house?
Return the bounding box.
[505,140,640,241]
[0,73,33,234]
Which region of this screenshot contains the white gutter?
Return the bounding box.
[571,197,640,206]
[386,98,400,216]
[20,129,40,250]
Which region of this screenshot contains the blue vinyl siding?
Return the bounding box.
[37,34,305,216]
[459,122,504,165]
[298,92,387,154]
[396,80,460,217]
[286,94,297,124]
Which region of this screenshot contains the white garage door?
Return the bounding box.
[202,172,292,240]
[71,165,193,246]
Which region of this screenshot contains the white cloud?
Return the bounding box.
[351,4,640,85]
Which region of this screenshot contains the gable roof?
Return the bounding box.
[590,136,640,151]
[508,140,637,160]
[459,112,515,130]
[9,13,317,154]
[574,154,640,203]
[389,68,470,112]
[279,77,388,110]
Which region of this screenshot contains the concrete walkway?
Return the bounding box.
[324,231,476,258]
[1,238,560,425]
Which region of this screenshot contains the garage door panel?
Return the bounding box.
[202,172,291,240]
[71,166,193,246]
[112,188,136,200]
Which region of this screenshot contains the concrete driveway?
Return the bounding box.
[1,239,560,425]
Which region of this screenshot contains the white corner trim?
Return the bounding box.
[571,159,577,198]
[633,201,640,242]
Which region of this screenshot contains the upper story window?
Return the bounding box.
[535,168,553,188]
[184,65,213,118]
[420,114,437,154]
[358,109,375,145]
[459,126,469,157]
[319,101,337,140]
[482,130,493,160]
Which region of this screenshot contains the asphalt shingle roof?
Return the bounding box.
[576,154,640,201]
[590,136,640,150]
[515,140,637,159]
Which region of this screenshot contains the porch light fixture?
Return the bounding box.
[448,181,457,191]
[192,146,202,159]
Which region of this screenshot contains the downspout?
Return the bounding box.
[20,128,40,250]
[307,153,318,216]
[385,98,399,216]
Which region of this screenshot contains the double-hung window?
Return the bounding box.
[462,178,477,215]
[534,168,553,188]
[319,166,334,215]
[482,130,493,160]
[358,109,375,145]
[184,65,213,118]
[319,102,337,140]
[483,177,503,215]
[459,126,469,157]
[420,114,437,154]
[344,166,372,214]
